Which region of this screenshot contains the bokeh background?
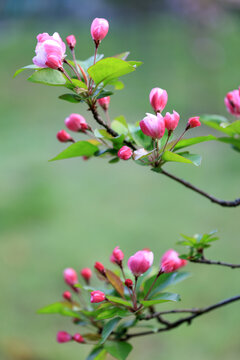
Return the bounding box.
[1,0,240,359]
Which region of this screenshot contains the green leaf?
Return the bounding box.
[162,151,193,165]
[77,54,104,72]
[129,125,152,150]
[96,307,129,320]
[87,346,107,360]
[105,269,125,298]
[174,135,217,151]
[104,342,133,360]
[28,68,68,86]
[227,120,240,135]
[107,296,132,307]
[111,117,129,136]
[201,115,234,135]
[88,58,136,86]
[217,137,240,151]
[96,90,113,99]
[100,317,121,344]
[58,94,83,103]
[128,60,143,68]
[37,302,81,318]
[107,78,124,90]
[14,64,40,77]
[49,141,99,161]
[140,292,180,307]
[178,152,202,166]
[109,157,120,164]
[143,272,190,298]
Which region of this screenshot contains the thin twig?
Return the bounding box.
[125,295,240,339]
[160,169,240,207]
[190,258,240,268]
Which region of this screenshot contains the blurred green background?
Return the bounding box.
[1,1,240,359]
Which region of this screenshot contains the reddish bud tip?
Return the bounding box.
[63,268,78,286]
[66,35,76,49]
[56,331,72,343]
[118,146,133,160]
[90,290,106,303]
[91,18,109,42]
[110,246,124,265]
[125,278,133,288]
[80,268,92,282]
[57,129,74,143]
[73,333,85,343]
[97,96,110,111]
[161,249,187,273]
[94,261,105,274]
[62,291,72,302]
[65,113,89,132]
[187,117,201,129]
[149,87,168,113]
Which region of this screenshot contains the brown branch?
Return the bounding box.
[125,295,240,339]
[89,104,136,150]
[190,258,240,269]
[160,169,240,207]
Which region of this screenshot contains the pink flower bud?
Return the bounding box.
[80,268,92,282]
[97,96,111,111]
[66,35,76,50]
[94,261,105,274]
[128,249,154,277]
[187,117,201,129]
[62,291,72,302]
[118,146,133,160]
[73,333,85,343]
[57,129,74,143]
[56,331,72,343]
[164,111,180,131]
[149,87,168,113]
[110,246,124,265]
[161,249,187,273]
[90,290,106,303]
[63,268,78,286]
[33,32,66,69]
[91,18,109,43]
[65,113,89,132]
[140,113,165,139]
[125,279,133,288]
[224,89,240,116]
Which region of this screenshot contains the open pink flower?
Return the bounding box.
[33,32,66,69]
[128,249,154,277]
[140,113,165,139]
[161,249,187,273]
[90,290,106,303]
[149,87,168,113]
[91,18,109,42]
[225,89,240,117]
[164,111,180,131]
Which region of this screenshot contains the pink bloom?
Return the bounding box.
[225,89,240,116]
[94,261,105,274]
[57,331,72,343]
[56,129,74,143]
[118,146,132,160]
[66,35,76,49]
[97,96,110,111]
[63,268,78,286]
[33,32,66,69]
[128,249,154,277]
[110,246,124,264]
[140,113,165,139]
[80,268,92,282]
[62,291,72,301]
[161,249,187,273]
[65,113,89,132]
[91,18,109,42]
[73,333,85,343]
[187,117,201,129]
[90,290,106,303]
[164,111,180,131]
[125,279,133,288]
[149,87,168,113]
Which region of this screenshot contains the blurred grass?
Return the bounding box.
[0,14,240,360]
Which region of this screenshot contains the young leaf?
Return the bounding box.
[105,269,125,298]
[87,346,107,360]
[107,78,124,90]
[107,296,132,308]
[58,94,83,103]
[162,151,193,165]
[14,64,40,77]
[49,141,99,161]
[100,317,121,344]
[140,292,180,307]
[174,135,217,151]
[37,302,81,318]
[178,152,202,166]
[96,307,129,320]
[201,115,234,135]
[88,58,136,86]
[28,68,67,86]
[77,54,104,72]
[104,341,133,360]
